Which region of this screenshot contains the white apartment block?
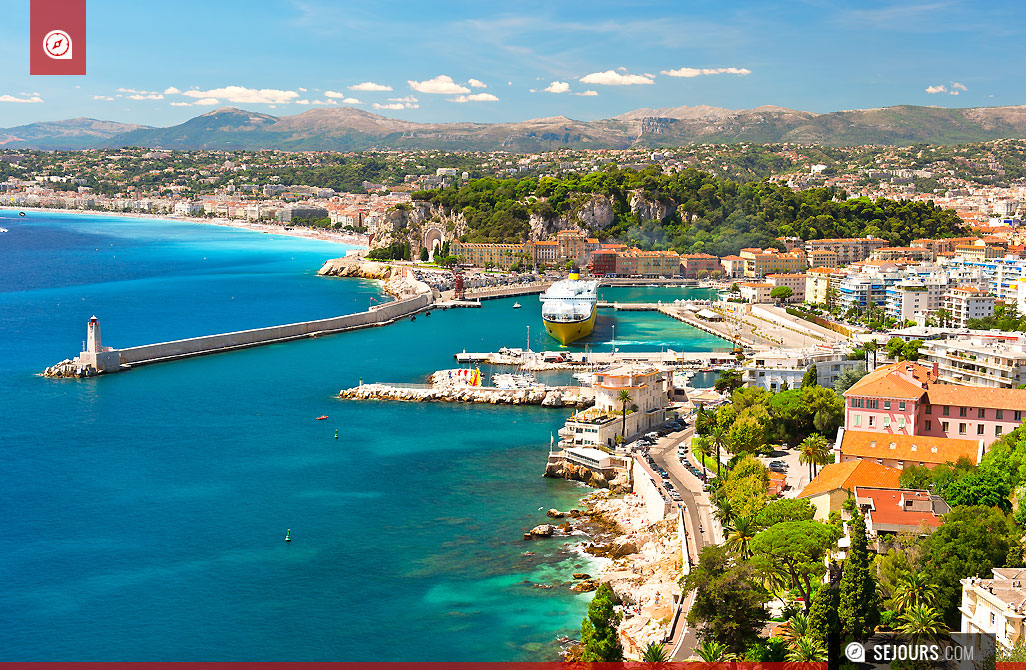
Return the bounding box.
[765,273,806,302]
[885,278,948,322]
[920,336,1026,388]
[943,286,996,328]
[961,570,1026,651]
[739,282,773,304]
[558,366,671,450]
[741,350,864,392]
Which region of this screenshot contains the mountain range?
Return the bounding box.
[4,103,1026,151]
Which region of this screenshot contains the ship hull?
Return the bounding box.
[542,306,597,345]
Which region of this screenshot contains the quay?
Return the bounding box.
[454,349,737,370]
[43,275,434,377]
[339,380,594,407]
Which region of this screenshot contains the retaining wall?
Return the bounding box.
[118,293,431,367]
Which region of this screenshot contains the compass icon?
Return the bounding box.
[43,30,73,59]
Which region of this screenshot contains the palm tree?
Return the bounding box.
[897,603,946,643]
[779,612,812,647]
[617,389,633,441]
[695,639,732,662]
[798,434,829,480]
[865,338,879,369]
[712,492,736,528]
[786,636,827,662]
[935,308,952,329]
[641,641,669,662]
[693,436,713,482]
[891,573,938,614]
[708,422,729,479]
[725,515,760,559]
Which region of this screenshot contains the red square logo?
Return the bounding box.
[31,0,86,75]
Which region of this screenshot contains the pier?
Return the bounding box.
[44,284,433,377]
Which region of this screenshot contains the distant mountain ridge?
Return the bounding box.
[6,104,1026,151]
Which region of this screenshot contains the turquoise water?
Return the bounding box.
[0,211,727,661]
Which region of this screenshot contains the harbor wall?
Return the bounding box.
[630,457,672,524]
[118,293,431,367]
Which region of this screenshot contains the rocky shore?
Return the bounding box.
[339,381,591,407]
[317,256,428,299]
[527,490,685,661]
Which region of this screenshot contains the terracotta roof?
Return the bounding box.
[839,430,980,466]
[853,486,943,530]
[798,460,901,499]
[926,384,1026,412]
[844,361,935,400]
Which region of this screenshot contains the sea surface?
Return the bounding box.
[0,210,724,661]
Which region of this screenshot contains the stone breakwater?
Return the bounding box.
[338,382,592,407]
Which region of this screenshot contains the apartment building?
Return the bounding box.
[589,248,618,276]
[739,282,773,304]
[943,286,996,328]
[739,247,808,278]
[765,273,806,302]
[961,570,1026,651]
[719,255,746,279]
[450,242,528,269]
[843,360,1026,446]
[921,336,1026,388]
[807,248,840,268]
[869,246,934,262]
[558,366,671,449]
[955,241,1005,262]
[804,237,888,266]
[681,253,721,278]
[885,277,948,322]
[615,250,680,277]
[805,267,846,305]
[740,349,864,392]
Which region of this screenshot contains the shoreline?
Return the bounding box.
[0,205,370,249]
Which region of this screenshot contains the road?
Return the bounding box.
[647,425,722,660]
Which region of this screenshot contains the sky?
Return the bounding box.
[0,0,1023,128]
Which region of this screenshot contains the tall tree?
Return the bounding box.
[801,364,818,388]
[807,582,840,647]
[580,583,623,662]
[891,572,938,614]
[617,389,632,441]
[725,515,761,559]
[684,545,769,656]
[838,505,880,640]
[798,434,829,480]
[751,520,840,609]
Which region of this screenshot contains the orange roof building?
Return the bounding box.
[853,486,948,542]
[797,460,902,520]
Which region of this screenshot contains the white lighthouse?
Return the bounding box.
[75,315,121,374]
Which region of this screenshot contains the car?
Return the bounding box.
[645,432,660,440]
[769,464,788,473]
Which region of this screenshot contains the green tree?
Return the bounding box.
[754,498,816,528]
[807,582,840,647]
[779,611,812,647]
[419,246,429,262]
[896,604,946,643]
[708,422,729,480]
[617,389,632,441]
[903,339,924,361]
[786,636,827,662]
[641,641,669,662]
[798,434,830,480]
[751,521,840,609]
[801,364,818,388]
[922,505,1022,628]
[887,336,906,360]
[891,572,938,614]
[695,639,732,662]
[833,364,868,393]
[770,286,793,303]
[725,515,761,559]
[838,504,880,640]
[899,464,933,490]
[714,369,744,394]
[580,583,623,662]
[684,544,769,656]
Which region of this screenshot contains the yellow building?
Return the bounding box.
[805,267,846,305]
[740,247,808,278]
[450,241,529,270]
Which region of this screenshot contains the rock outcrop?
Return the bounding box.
[41,359,86,378]
[339,382,591,407]
[317,256,394,280]
[628,191,673,223]
[544,460,610,488]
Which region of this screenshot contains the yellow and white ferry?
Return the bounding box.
[539,271,598,345]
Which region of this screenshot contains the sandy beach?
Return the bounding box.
[1,206,371,249]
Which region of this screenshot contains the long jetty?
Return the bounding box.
[44,290,432,377]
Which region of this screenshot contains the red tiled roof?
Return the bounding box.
[798,460,901,499]
[839,430,980,466]
[844,361,935,400]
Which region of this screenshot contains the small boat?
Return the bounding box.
[316,415,329,421]
[285,528,291,542]
[0,228,7,233]
[18,212,26,217]
[513,302,522,309]
[334,429,339,439]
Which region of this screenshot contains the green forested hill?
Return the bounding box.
[413,166,968,256]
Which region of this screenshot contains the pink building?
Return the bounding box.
[843,361,1026,447]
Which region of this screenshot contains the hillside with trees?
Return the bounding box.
[412,166,967,255]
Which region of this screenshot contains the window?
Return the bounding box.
[959,423,967,435]
[942,421,949,432]
[850,398,857,408]
[925,420,932,430]
[1016,410,1023,421]
[899,401,906,411]
[883,416,891,427]
[869,416,876,427]
[884,400,891,410]
[997,425,1004,436]
[925,405,932,415]
[978,424,985,435]
[898,416,906,428]
[997,409,1004,420]
[943,406,950,416]
[853,414,861,427]
[978,408,986,419]
[960,407,968,417]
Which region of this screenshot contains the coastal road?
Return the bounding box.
[648,426,720,660]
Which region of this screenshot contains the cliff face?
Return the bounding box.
[317,256,394,280]
[372,202,468,253]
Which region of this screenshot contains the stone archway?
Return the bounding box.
[423,225,445,260]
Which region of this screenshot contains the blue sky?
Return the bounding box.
[0,0,1022,128]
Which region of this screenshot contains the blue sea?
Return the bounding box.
[0,210,725,661]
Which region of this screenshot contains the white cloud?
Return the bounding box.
[575,90,599,96]
[468,78,487,88]
[0,94,43,103]
[409,75,470,94]
[389,95,418,103]
[925,84,947,94]
[350,81,392,91]
[373,102,405,110]
[309,99,337,105]
[127,93,164,100]
[192,98,220,105]
[579,70,654,85]
[170,101,192,107]
[163,86,181,95]
[543,81,570,94]
[181,86,299,104]
[324,90,346,98]
[298,87,308,92]
[449,92,499,103]
[92,94,115,101]
[952,82,968,91]
[661,66,751,78]
[295,99,311,105]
